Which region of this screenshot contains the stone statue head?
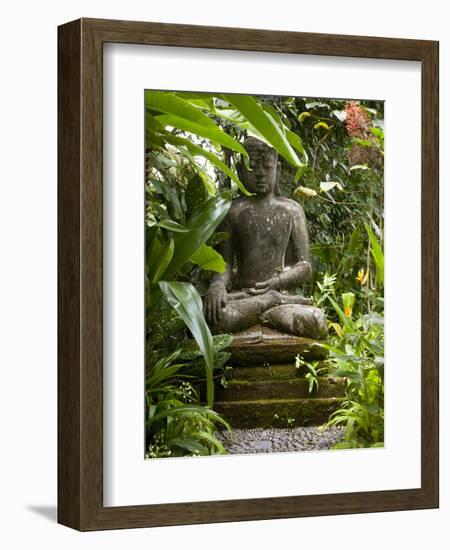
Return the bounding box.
[240,136,280,196]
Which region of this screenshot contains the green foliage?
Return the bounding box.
[162,193,231,281]
[189,244,227,273]
[317,273,384,448]
[365,222,384,284]
[278,97,384,304]
[145,91,384,454]
[185,173,209,215]
[295,355,329,394]
[159,281,215,407]
[146,91,248,158]
[146,350,230,458]
[222,94,307,169]
[179,334,234,361]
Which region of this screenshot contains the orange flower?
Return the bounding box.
[342,292,355,319]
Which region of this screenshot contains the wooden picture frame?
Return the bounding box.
[58,18,439,531]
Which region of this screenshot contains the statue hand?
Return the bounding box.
[247,276,280,295]
[204,283,227,325]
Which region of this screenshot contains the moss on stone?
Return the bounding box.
[215,377,345,401]
[214,397,345,429]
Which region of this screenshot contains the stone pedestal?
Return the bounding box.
[213,325,344,429]
[229,324,328,365]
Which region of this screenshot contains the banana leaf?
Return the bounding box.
[146,91,219,129]
[158,281,215,407]
[162,192,231,280]
[365,223,384,284]
[190,244,227,273]
[163,134,251,196]
[222,94,304,168]
[154,113,248,156]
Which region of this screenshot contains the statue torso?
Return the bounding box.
[228,196,298,289]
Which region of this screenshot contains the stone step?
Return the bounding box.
[229,324,327,365]
[216,377,345,401]
[229,363,329,381]
[214,397,345,429]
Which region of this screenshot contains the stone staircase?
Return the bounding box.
[213,325,345,429]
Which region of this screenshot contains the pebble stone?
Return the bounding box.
[216,427,344,454]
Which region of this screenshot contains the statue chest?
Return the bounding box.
[234,205,291,252]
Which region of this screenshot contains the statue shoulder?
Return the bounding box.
[219,197,248,230]
[275,196,306,216]
[229,196,250,215]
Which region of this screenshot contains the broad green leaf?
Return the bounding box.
[260,104,308,160]
[223,94,303,168]
[190,244,227,273]
[178,148,216,196]
[294,165,308,181]
[213,107,246,125]
[329,322,343,338]
[149,404,213,424]
[145,112,166,133]
[196,431,227,452]
[285,128,308,162]
[214,105,308,163]
[154,113,248,156]
[158,281,215,407]
[147,234,163,279]
[261,103,286,132]
[163,134,250,196]
[151,238,174,284]
[179,334,234,360]
[347,227,362,255]
[170,437,209,455]
[326,294,351,328]
[164,193,232,280]
[365,223,384,284]
[295,165,308,181]
[173,92,216,101]
[148,219,189,232]
[146,91,218,129]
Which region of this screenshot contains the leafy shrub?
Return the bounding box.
[146,350,231,458]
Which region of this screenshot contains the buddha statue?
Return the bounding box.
[203,137,327,340]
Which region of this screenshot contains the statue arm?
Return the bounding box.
[278,203,312,289]
[204,217,234,324]
[209,218,234,289]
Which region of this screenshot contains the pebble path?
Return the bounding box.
[216,427,344,454]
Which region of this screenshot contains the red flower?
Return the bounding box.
[345,101,370,138]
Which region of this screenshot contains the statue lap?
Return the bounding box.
[210,290,327,340]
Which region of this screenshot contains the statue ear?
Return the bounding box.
[275,161,282,196]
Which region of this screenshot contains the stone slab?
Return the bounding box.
[215,377,345,401]
[229,324,328,365]
[214,397,345,429]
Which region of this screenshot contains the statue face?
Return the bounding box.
[243,140,278,195]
